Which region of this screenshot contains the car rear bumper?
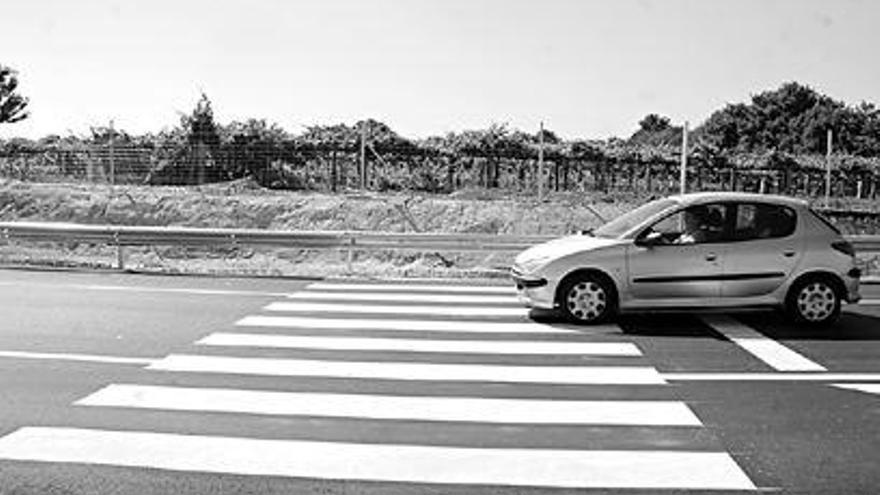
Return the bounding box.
[844,267,861,304]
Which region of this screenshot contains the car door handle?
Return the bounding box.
[705,253,717,262]
[783,250,796,258]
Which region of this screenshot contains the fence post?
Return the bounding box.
[679,122,689,194]
[87,148,95,183]
[825,129,833,204]
[360,122,367,190]
[109,119,116,185]
[330,149,338,193]
[538,121,544,201]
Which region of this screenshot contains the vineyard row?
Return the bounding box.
[1,146,877,200]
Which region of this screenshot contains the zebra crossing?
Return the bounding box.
[0,280,758,491]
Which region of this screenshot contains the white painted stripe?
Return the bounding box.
[148,354,667,385]
[701,315,826,372]
[833,383,880,395]
[290,291,517,305]
[0,427,756,489]
[858,298,880,305]
[266,302,529,317]
[0,281,292,298]
[731,339,826,372]
[71,284,293,298]
[309,282,516,294]
[663,373,880,381]
[197,333,642,356]
[236,315,583,334]
[0,350,153,366]
[78,384,699,426]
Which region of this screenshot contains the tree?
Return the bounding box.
[852,102,880,156]
[182,93,221,183]
[629,113,682,147]
[146,93,223,185]
[696,82,879,156]
[698,103,756,151]
[221,118,294,187]
[0,65,29,124]
[638,114,672,133]
[185,93,220,149]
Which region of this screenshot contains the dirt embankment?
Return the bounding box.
[0,179,634,233]
[0,179,633,277]
[2,179,877,278]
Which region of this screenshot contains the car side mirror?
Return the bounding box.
[636,231,663,248]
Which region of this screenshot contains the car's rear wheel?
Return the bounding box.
[558,274,616,324]
[786,276,841,326]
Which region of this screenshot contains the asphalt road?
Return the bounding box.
[0,267,878,494]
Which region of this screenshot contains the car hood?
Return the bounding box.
[514,235,622,271]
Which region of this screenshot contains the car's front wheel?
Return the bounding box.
[558,274,616,324]
[786,276,841,326]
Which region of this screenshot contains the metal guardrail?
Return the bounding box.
[852,237,880,251]
[0,222,553,250]
[1,221,878,270]
[0,222,556,270]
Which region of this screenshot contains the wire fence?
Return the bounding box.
[2,143,880,199]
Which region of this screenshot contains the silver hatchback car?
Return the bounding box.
[512,192,861,325]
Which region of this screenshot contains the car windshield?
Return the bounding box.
[592,198,679,238]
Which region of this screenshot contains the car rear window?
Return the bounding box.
[732,203,797,241]
[808,208,842,235]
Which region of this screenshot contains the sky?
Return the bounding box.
[1,0,879,141]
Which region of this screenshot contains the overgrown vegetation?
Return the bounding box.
[2,80,880,199]
[698,82,880,156]
[0,64,29,124]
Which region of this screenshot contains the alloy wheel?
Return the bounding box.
[565,280,608,322]
[796,281,838,323]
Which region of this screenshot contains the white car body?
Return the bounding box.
[511,192,861,322]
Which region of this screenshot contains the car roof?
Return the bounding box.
[668,191,809,209]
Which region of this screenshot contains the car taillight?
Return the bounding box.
[831,241,855,257]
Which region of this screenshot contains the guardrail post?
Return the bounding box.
[346,237,355,274]
[113,232,125,271]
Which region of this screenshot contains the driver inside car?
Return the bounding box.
[674,206,710,244]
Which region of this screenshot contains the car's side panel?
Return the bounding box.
[720,203,805,298]
[620,294,780,310]
[541,245,630,309]
[625,243,725,299]
[778,209,860,302]
[721,236,805,297]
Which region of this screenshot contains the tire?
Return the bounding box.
[558,273,616,325]
[785,276,842,326]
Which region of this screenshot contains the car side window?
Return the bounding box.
[645,203,728,245]
[733,204,796,241]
